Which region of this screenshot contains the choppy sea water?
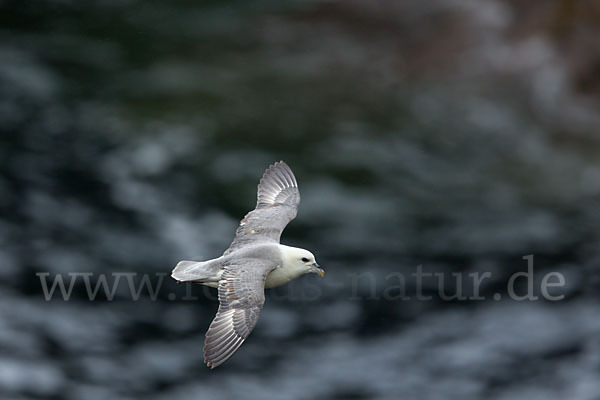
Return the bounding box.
[1,1,600,399]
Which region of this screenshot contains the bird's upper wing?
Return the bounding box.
[204,258,277,368]
[224,161,300,255]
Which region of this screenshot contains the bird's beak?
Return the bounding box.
[311,262,325,277]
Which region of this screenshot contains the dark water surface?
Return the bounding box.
[1,1,600,399]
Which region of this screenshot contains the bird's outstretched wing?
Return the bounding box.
[224,161,300,255]
[204,258,277,368]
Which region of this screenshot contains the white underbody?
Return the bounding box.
[178,244,311,289]
[202,264,305,288]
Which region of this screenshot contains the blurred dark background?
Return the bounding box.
[1,0,600,399]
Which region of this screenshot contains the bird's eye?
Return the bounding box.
[301,257,309,262]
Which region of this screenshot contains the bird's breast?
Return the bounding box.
[264,265,304,288]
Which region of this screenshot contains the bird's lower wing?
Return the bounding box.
[204,258,277,368]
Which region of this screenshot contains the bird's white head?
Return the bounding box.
[279,245,324,277]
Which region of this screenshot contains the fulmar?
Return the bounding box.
[171,161,324,368]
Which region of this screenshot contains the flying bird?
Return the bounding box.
[171,161,324,368]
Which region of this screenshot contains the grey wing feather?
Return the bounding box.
[224,161,300,255]
[204,259,277,368]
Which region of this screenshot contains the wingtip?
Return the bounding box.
[265,160,287,173]
[265,161,296,184]
[256,161,299,205]
[205,358,222,369]
[269,160,289,168]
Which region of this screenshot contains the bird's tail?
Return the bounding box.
[171,259,221,284]
[171,260,204,282]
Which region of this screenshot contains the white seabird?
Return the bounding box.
[171,161,324,368]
